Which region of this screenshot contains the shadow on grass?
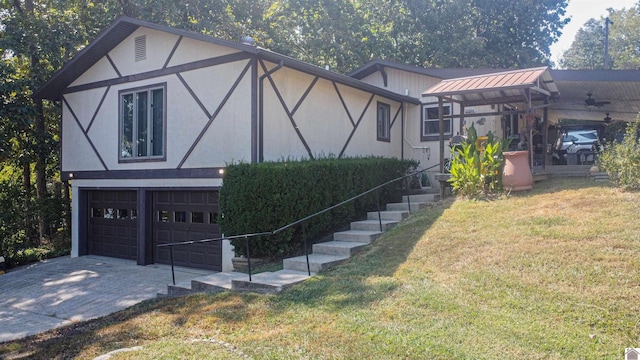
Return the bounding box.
[270,198,454,311]
[0,197,455,359]
[0,291,268,359]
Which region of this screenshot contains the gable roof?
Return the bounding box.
[347,59,507,80]
[34,17,420,104]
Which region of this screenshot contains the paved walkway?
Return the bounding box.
[0,255,211,342]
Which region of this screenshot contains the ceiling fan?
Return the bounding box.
[585,93,611,107]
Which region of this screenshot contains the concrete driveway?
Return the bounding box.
[0,255,211,342]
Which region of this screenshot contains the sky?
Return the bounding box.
[550,0,639,66]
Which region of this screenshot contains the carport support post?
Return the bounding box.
[438,97,446,200]
[439,97,445,173]
[459,104,465,135]
[542,99,549,169]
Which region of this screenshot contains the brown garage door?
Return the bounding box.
[153,191,221,271]
[88,190,137,260]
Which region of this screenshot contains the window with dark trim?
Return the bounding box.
[377,102,391,142]
[119,84,166,161]
[421,105,452,141]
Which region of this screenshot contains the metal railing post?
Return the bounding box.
[303,222,310,276]
[376,189,383,232]
[245,236,252,282]
[169,245,175,286]
[405,177,412,213]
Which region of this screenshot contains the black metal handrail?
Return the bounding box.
[158,163,441,285]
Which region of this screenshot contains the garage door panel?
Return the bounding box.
[153,191,221,271]
[88,190,137,260]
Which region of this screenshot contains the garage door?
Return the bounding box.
[88,190,137,259]
[153,191,222,271]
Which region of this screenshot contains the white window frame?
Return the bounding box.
[422,105,452,140]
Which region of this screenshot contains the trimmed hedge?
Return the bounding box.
[219,157,417,259]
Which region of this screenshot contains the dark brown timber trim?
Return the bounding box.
[176,72,212,118]
[333,82,356,127]
[260,61,314,159]
[338,94,375,158]
[390,103,402,129]
[177,60,252,169]
[290,76,319,116]
[86,86,110,133]
[64,52,252,95]
[62,97,109,170]
[61,167,225,181]
[251,56,258,163]
[258,60,284,162]
[163,36,183,69]
[106,54,123,78]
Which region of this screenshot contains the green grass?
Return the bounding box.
[2,177,639,359]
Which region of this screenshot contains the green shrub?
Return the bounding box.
[598,120,640,191]
[448,124,508,198]
[219,157,417,259]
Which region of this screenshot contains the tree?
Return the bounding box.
[559,18,606,70]
[560,4,640,70]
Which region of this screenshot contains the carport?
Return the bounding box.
[422,67,640,197]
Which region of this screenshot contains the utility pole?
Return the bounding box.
[604,17,613,69]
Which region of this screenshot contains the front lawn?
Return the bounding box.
[2,177,638,359]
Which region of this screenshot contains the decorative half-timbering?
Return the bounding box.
[35,17,418,270]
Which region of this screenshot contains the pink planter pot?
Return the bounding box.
[502,151,533,191]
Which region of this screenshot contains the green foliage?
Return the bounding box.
[448,124,508,198]
[559,18,606,69]
[219,157,417,259]
[561,4,640,70]
[597,121,640,191]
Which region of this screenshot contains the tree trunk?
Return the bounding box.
[34,98,50,243]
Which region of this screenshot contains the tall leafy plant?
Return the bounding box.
[597,120,640,191]
[448,124,508,198]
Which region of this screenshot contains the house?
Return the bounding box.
[33,16,419,271]
[35,17,640,271]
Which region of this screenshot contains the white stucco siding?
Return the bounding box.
[70,57,120,87]
[179,63,253,168]
[178,60,251,117]
[343,95,402,159]
[261,65,404,160]
[293,79,352,157]
[262,90,311,161]
[167,36,242,67]
[63,63,252,173]
[63,88,110,131]
[61,101,106,172]
[108,27,180,77]
[358,68,442,99]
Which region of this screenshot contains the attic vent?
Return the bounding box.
[134,35,146,62]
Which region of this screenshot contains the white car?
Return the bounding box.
[552,130,599,165]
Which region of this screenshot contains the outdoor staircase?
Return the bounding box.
[161,193,438,297]
[590,171,610,182]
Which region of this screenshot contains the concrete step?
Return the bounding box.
[162,271,249,297]
[385,202,427,212]
[313,240,368,256]
[350,219,398,232]
[402,193,439,203]
[232,269,313,294]
[367,210,409,222]
[166,281,195,297]
[190,272,249,292]
[283,253,350,273]
[333,230,381,243]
